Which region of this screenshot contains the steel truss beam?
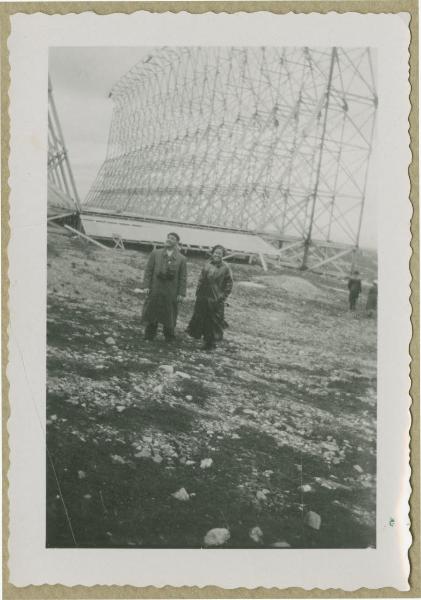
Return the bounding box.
[85,47,377,270]
[48,77,81,214]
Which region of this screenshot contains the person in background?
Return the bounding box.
[141,232,187,341]
[347,270,362,311]
[187,245,233,351]
[366,279,378,317]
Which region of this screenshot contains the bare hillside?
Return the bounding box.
[47,228,377,549]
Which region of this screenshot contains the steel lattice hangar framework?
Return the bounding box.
[52,47,378,273]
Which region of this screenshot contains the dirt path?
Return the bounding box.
[47,229,377,548]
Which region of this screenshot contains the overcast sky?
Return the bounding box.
[49,47,377,249]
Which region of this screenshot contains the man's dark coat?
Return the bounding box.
[141,248,187,329]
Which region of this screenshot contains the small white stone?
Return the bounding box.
[353,464,364,473]
[244,409,257,416]
[105,337,115,345]
[299,484,313,493]
[159,365,174,375]
[256,490,268,501]
[78,470,86,480]
[305,511,322,530]
[271,541,290,548]
[110,454,125,464]
[171,487,190,502]
[203,528,230,547]
[249,526,264,543]
[200,458,213,469]
[176,371,191,379]
[135,447,152,459]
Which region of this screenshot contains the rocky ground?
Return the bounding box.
[46,227,377,549]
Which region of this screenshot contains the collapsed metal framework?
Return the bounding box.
[48,76,81,218]
[85,47,377,271]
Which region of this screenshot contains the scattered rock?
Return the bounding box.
[159,365,174,375]
[171,487,190,502]
[135,447,152,459]
[244,409,258,416]
[153,384,164,394]
[176,371,191,379]
[249,526,264,543]
[271,541,290,548]
[133,288,143,294]
[185,395,193,401]
[237,281,266,289]
[203,528,230,547]
[200,458,213,469]
[185,460,195,466]
[78,470,86,480]
[256,490,268,501]
[153,454,163,464]
[50,415,57,421]
[353,464,364,473]
[305,511,322,530]
[105,337,116,345]
[83,494,92,500]
[299,484,313,493]
[110,454,126,464]
[139,358,154,366]
[231,433,240,440]
[116,405,125,413]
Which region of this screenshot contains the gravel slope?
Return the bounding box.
[46,228,377,549]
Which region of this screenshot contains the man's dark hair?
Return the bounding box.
[167,232,180,242]
[211,244,226,256]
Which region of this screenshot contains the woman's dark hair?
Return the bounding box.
[211,244,226,256]
[167,232,180,242]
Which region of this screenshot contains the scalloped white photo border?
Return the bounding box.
[7,10,411,590]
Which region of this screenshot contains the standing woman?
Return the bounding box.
[187,245,233,350]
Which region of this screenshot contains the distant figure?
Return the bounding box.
[141,232,187,341]
[187,245,233,351]
[347,270,362,311]
[366,280,378,316]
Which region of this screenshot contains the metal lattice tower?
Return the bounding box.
[85,47,377,270]
[48,76,81,217]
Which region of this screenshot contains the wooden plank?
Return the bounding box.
[309,247,353,271]
[259,252,268,272]
[47,211,77,222]
[63,225,110,250]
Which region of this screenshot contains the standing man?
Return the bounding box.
[347,270,362,311]
[366,279,378,317]
[141,232,187,341]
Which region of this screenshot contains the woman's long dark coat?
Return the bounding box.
[141,248,187,329]
[187,260,233,342]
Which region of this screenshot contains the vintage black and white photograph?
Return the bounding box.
[6,7,414,590]
[46,45,379,550]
